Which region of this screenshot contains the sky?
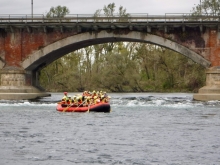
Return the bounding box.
[0,0,201,15]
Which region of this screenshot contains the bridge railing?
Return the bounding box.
[0,14,45,23]
[165,13,220,22]
[0,13,220,23]
[0,14,150,23]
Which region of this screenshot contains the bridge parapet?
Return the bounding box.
[0,14,220,36]
[0,13,220,23]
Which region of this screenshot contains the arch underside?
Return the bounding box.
[22,31,211,71]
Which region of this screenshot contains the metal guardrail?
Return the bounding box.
[0,13,220,23]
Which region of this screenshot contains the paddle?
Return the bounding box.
[63,103,73,112]
[77,100,86,107]
[87,104,90,113]
[71,100,88,112]
[63,100,87,112]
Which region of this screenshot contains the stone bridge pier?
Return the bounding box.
[193,66,220,101]
[0,66,50,100]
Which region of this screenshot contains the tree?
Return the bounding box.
[46,5,70,18]
[94,3,130,22]
[191,0,220,15]
[103,3,116,17]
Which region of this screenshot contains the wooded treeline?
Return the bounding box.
[39,3,208,92]
[39,42,206,92]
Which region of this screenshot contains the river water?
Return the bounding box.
[0,93,220,165]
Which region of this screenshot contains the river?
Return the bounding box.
[0,92,220,165]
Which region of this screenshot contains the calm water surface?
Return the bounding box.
[0,93,220,165]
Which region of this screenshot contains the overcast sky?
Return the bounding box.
[1,0,201,15]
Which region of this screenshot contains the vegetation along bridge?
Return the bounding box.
[0,13,220,100]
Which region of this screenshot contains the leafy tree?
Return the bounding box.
[94,3,130,22]
[103,3,116,17]
[191,0,220,15]
[46,5,70,18]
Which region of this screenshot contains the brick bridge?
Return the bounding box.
[0,14,220,100]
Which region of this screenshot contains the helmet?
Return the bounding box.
[64,92,67,95]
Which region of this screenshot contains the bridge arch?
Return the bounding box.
[22,30,211,71]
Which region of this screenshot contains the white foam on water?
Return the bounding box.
[163,102,194,109]
[110,97,205,110]
[152,99,166,106]
[0,102,56,107]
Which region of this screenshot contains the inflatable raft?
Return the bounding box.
[56,102,111,113]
